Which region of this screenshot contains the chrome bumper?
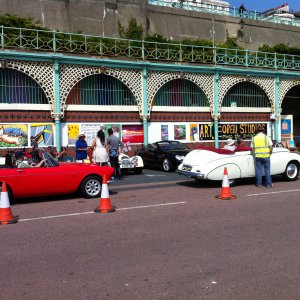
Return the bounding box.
[177,169,205,178]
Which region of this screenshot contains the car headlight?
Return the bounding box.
[175,155,185,161]
[131,157,138,166]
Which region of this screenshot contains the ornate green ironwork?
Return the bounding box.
[2,26,300,71]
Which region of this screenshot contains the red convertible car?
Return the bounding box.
[0,153,114,199]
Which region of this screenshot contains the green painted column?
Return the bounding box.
[54,59,61,151]
[213,72,219,148]
[274,75,280,142]
[142,67,148,145]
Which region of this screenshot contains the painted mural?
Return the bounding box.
[30,123,54,146]
[0,124,28,147]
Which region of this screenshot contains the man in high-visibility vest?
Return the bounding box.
[251,127,273,188]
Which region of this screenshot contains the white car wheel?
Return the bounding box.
[283,162,299,181]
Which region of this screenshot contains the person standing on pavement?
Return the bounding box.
[91,130,109,166]
[251,127,273,188]
[107,128,124,180]
[75,133,90,162]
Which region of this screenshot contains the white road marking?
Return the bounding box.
[145,174,166,177]
[247,188,300,197]
[19,201,187,222]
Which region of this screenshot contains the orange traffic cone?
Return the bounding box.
[0,182,19,225]
[215,167,237,200]
[94,175,116,213]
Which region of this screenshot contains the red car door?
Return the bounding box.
[16,166,68,197]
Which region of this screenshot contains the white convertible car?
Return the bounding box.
[177,146,300,185]
[119,153,144,174]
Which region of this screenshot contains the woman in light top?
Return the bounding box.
[91,130,109,166]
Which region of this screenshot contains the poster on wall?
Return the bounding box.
[218,123,268,140]
[0,124,28,147]
[281,115,293,141]
[101,124,121,139]
[122,125,144,143]
[199,124,214,140]
[68,124,80,145]
[174,125,186,140]
[81,124,102,145]
[30,123,54,146]
[197,123,268,140]
[161,125,168,141]
[190,124,199,141]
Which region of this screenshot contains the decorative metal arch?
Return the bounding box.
[4,60,54,111]
[218,75,274,113]
[147,71,214,116]
[59,65,143,117]
[278,78,300,108]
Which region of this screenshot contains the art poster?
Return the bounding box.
[174,125,186,140]
[103,124,121,139]
[30,123,54,146]
[68,124,80,145]
[122,124,144,143]
[281,118,292,140]
[161,125,168,141]
[81,124,101,145]
[218,123,268,140]
[190,124,199,141]
[199,123,214,140]
[0,124,28,147]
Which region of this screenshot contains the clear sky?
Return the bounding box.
[229,1,300,12]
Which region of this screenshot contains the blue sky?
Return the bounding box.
[229,1,300,12]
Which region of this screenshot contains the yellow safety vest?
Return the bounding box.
[252,134,271,158]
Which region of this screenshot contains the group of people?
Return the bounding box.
[75,128,124,180]
[223,128,273,188]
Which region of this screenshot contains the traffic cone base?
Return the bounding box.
[0,213,19,225]
[0,182,19,225]
[94,175,116,213]
[215,167,237,200]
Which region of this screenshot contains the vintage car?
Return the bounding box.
[177,146,300,185]
[136,140,191,172]
[119,153,144,174]
[0,152,114,199]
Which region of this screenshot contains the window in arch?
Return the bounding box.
[66,74,135,106]
[0,68,47,104]
[154,79,209,107]
[223,82,270,108]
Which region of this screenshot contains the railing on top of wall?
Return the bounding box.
[148,0,300,27]
[1,26,300,71]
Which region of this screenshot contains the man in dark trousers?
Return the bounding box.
[107,128,124,180]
